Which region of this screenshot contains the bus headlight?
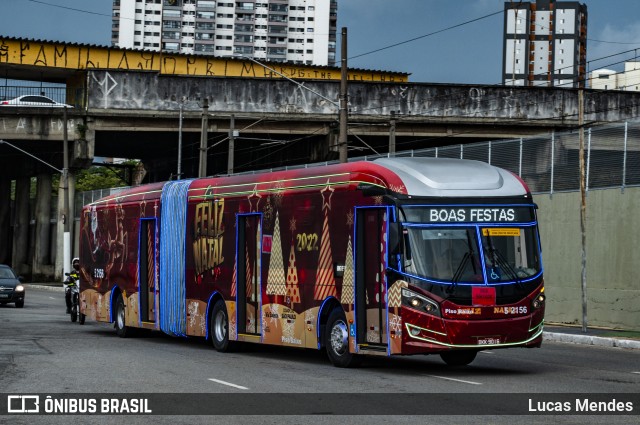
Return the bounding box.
[402,288,440,317]
[532,293,546,309]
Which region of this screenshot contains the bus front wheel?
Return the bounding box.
[440,350,478,366]
[210,300,234,352]
[324,309,361,368]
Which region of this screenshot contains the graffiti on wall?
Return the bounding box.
[0,116,77,137]
[0,38,408,82]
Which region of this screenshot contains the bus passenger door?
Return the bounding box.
[139,219,156,323]
[236,214,262,336]
[355,207,389,349]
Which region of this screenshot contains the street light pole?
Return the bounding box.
[198,98,209,178]
[228,114,235,175]
[62,106,71,276]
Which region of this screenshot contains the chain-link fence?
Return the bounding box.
[351,120,640,195]
[77,120,640,207]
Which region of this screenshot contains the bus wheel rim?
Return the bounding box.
[117,303,125,329]
[214,310,227,342]
[330,319,348,356]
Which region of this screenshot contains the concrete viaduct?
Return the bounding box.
[2,37,640,279]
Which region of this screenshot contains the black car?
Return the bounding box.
[0,265,25,308]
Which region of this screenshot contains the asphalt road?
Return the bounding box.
[0,288,638,425]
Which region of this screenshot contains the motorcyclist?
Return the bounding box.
[64,258,80,314]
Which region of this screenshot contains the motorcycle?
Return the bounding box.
[64,272,85,325]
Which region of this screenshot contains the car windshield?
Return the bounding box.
[400,224,541,284]
[0,268,16,279]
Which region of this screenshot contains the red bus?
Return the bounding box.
[79,157,545,367]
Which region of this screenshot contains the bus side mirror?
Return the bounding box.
[403,229,412,261]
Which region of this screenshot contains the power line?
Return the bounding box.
[26,0,114,19]
[348,10,504,61]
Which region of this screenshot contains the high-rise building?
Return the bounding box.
[502,0,587,88]
[111,0,337,66]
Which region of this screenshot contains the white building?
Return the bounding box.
[112,0,337,66]
[503,0,588,88]
[590,62,640,91]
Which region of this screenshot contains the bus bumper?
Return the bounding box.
[399,308,545,355]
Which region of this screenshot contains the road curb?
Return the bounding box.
[544,331,640,350]
[24,284,64,292]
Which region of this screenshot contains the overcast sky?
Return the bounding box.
[1,0,639,83]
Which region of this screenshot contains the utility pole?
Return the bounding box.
[578,88,588,333]
[227,114,235,175]
[177,99,184,179]
[198,98,209,178]
[338,27,348,163]
[62,106,71,275]
[389,111,396,156]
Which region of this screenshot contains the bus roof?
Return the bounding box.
[373,157,529,198]
[85,158,528,208]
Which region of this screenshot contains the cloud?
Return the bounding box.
[589,22,640,71]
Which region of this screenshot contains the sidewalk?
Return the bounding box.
[24,284,640,349]
[543,324,640,350]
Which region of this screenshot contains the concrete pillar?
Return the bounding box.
[0,177,11,264]
[33,174,52,275]
[12,177,30,275]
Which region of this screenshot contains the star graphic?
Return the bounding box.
[248,185,262,212]
[320,179,334,211]
[289,217,297,232]
[346,210,354,227]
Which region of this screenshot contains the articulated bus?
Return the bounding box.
[79,157,545,367]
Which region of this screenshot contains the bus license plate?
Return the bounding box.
[477,337,500,345]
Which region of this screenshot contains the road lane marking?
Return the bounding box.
[479,351,494,354]
[208,378,249,390]
[49,297,55,299]
[632,372,640,375]
[426,375,482,385]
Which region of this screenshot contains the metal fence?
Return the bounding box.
[350,120,640,195]
[77,120,640,208]
[0,85,83,108]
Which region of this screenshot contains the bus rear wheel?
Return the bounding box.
[440,350,478,366]
[210,300,234,352]
[324,309,361,368]
[115,293,129,338]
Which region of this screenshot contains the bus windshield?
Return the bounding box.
[401,222,541,284]
[481,227,541,282]
[403,227,484,283]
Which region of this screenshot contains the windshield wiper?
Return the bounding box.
[451,230,477,287]
[485,234,521,285]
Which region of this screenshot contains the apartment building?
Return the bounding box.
[502,0,588,88]
[591,61,640,91]
[111,0,337,65]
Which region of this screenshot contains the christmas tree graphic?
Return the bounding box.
[286,217,301,310]
[314,181,337,300]
[340,234,354,307]
[266,211,287,297]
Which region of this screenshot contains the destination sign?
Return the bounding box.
[405,206,535,224]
